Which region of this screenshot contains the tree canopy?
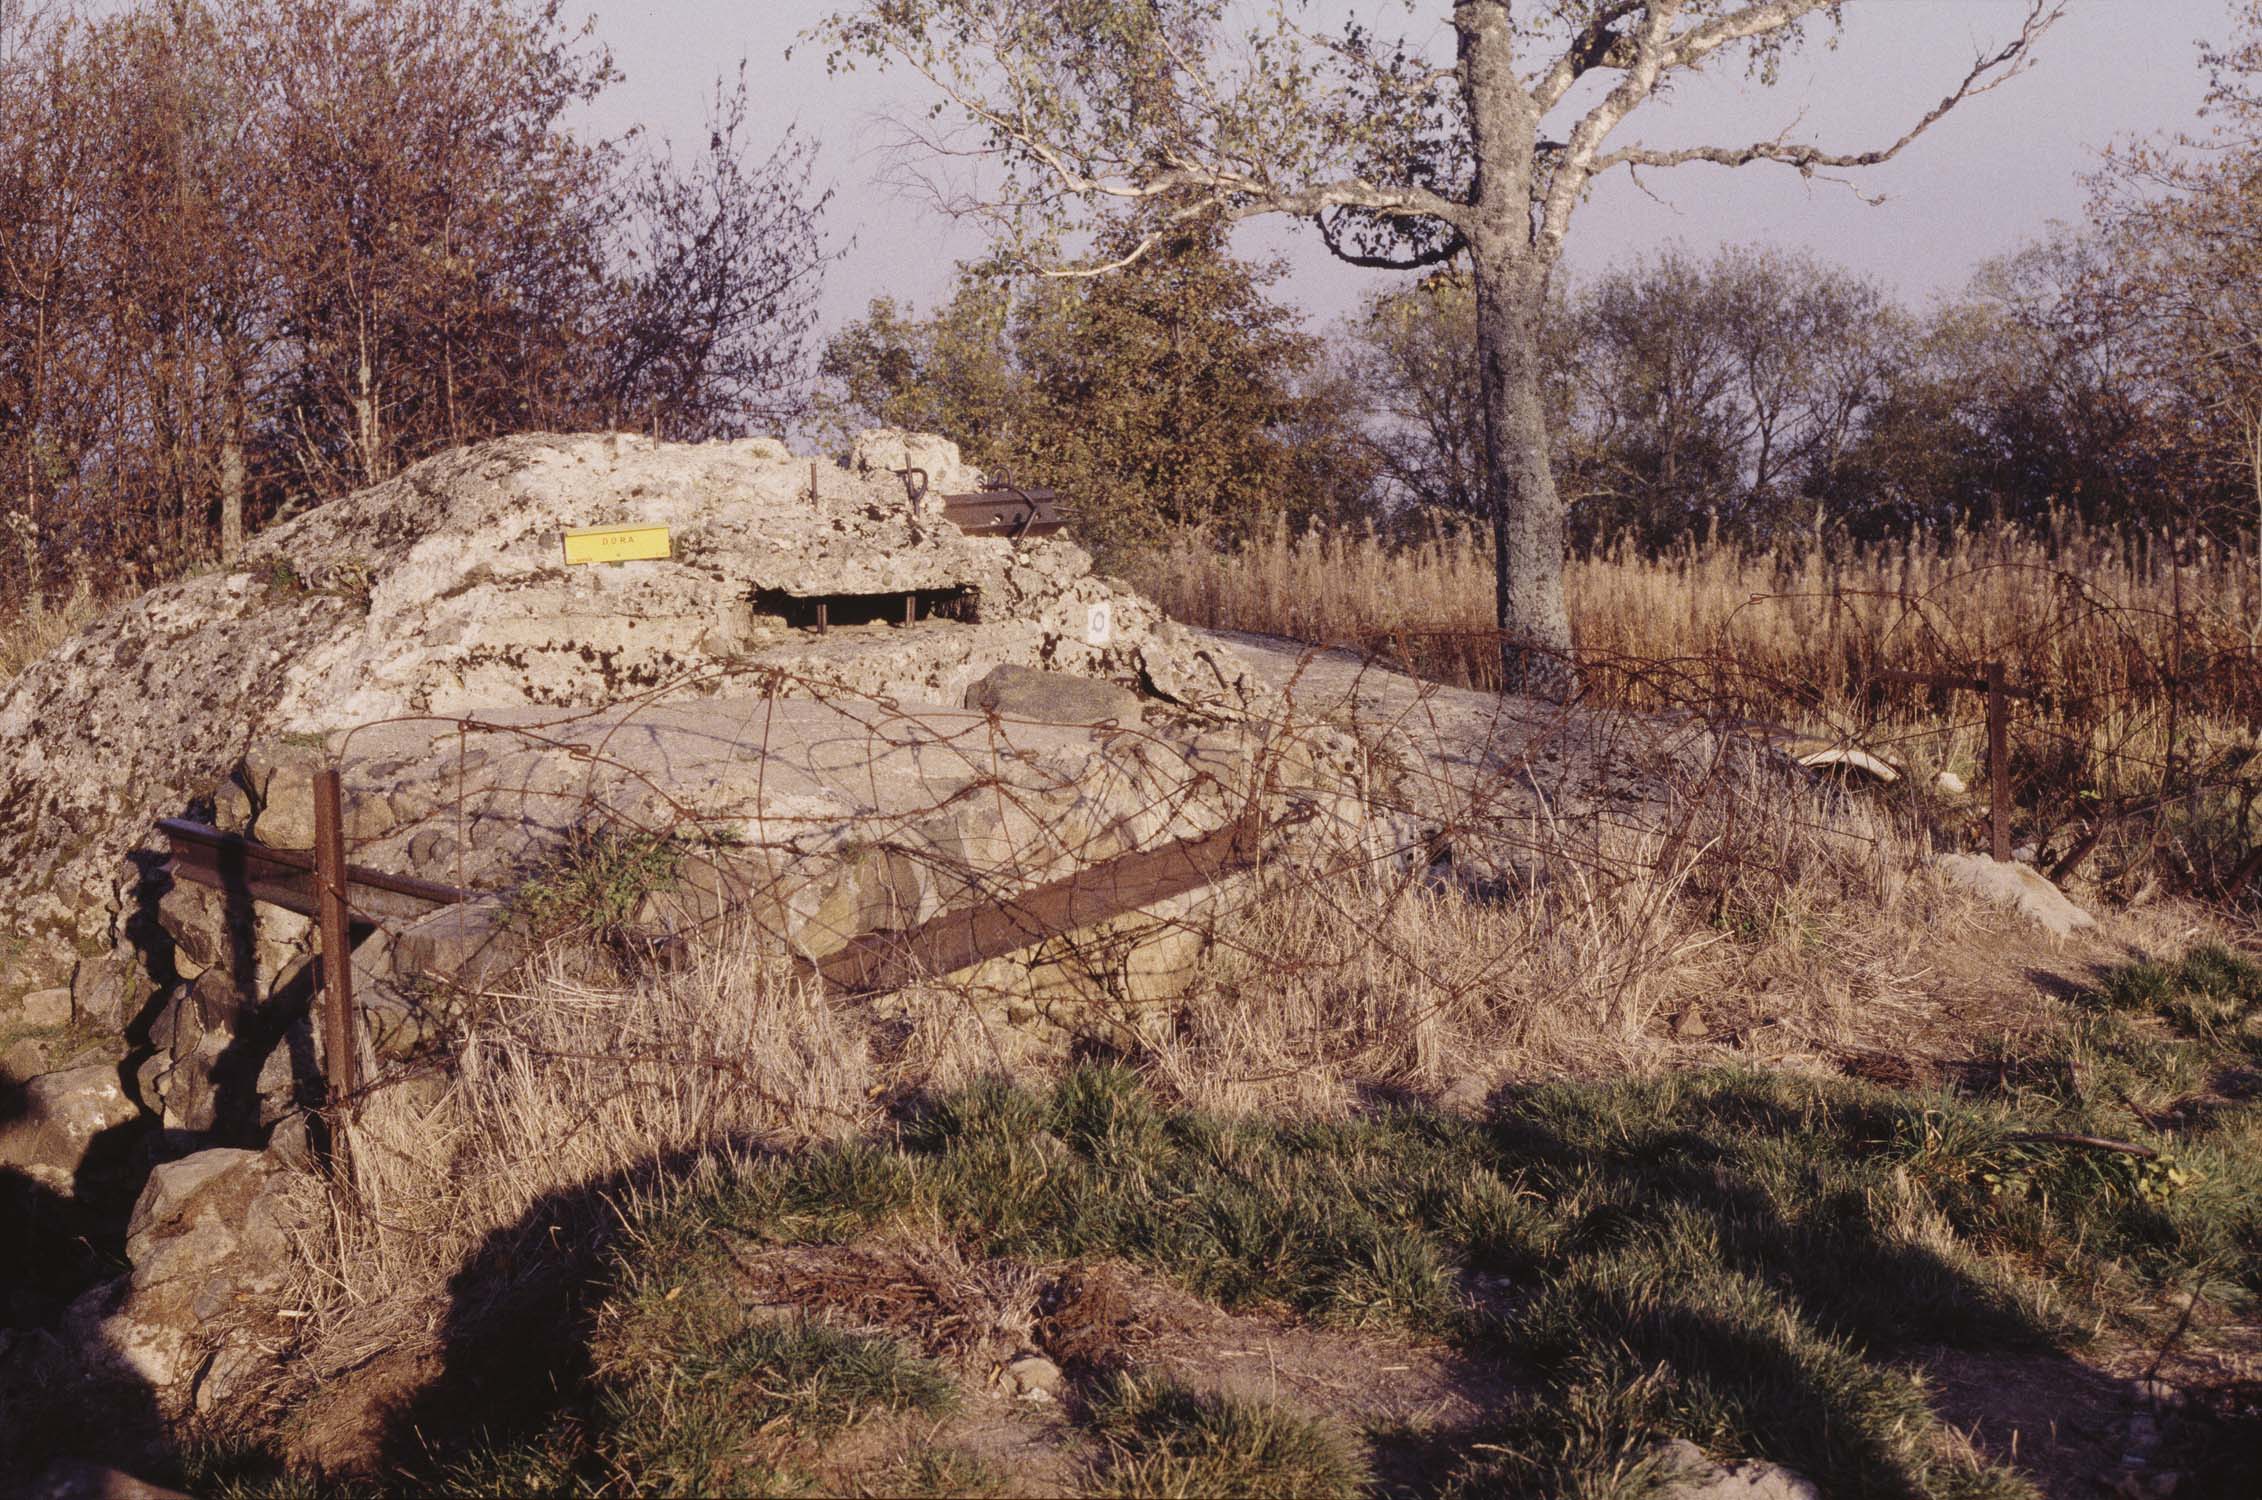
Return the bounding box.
[814,0,2065,693]
[821,225,1368,554]
[0,0,832,601]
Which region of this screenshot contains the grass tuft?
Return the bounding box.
[592,1319,955,1494]
[1085,1374,1368,1499]
[506,828,690,947]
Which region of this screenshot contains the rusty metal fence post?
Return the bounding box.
[1875,662,2028,864]
[312,768,359,1110]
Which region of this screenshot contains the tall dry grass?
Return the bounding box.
[286,931,879,1390]
[1146,746,1966,1115]
[0,578,104,686]
[1124,519,2262,894]
[1126,517,2262,723]
[275,746,1968,1404]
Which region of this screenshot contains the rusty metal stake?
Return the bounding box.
[312,768,359,1109]
[815,601,829,635]
[904,593,916,627]
[1986,660,2010,864]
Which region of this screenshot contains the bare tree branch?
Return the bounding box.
[1589,0,2064,180]
[1531,0,1649,113]
[1313,209,1466,270]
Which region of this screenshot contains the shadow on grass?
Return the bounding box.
[191,1055,2262,1498]
[365,1143,728,1488]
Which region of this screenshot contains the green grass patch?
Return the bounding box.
[184,946,2262,1497]
[586,1318,954,1495]
[652,1001,2262,1498]
[2085,944,2262,1053]
[843,1445,1010,1498]
[410,1319,955,1498]
[1085,1375,1367,1498]
[505,828,690,946]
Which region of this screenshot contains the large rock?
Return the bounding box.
[1650,1439,1820,1500]
[965,662,1145,725]
[136,966,314,1139]
[21,987,71,1027]
[1935,853,2097,939]
[70,957,144,1032]
[22,1459,192,1500]
[0,430,1259,1014]
[0,1064,140,1186]
[386,900,527,992]
[68,1145,306,1412]
[848,427,988,495]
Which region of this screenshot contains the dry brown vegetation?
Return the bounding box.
[0,576,100,683]
[1129,517,2262,717]
[237,853,2262,1494]
[1126,519,2262,903]
[249,705,2242,1475]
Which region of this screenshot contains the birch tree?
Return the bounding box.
[817,0,2064,693]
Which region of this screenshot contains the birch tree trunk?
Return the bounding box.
[1473,249,1574,695]
[1460,9,1574,696]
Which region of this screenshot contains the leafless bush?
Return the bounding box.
[0,0,830,611]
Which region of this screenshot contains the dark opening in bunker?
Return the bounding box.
[751,586,979,634]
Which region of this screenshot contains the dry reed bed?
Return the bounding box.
[1125,520,2262,894]
[1126,519,2262,724]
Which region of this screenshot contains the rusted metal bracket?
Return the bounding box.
[1875,662,2032,863]
[813,813,1263,998]
[937,485,1067,539]
[162,801,482,1118]
[312,770,360,1108]
[159,817,479,924]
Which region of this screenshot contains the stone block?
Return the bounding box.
[1649,1438,1819,1500]
[67,1145,306,1416]
[1935,853,2097,939]
[71,956,142,1031]
[142,970,313,1139]
[21,987,71,1028]
[0,1064,139,1181]
[388,900,528,992]
[965,663,1143,726]
[155,880,234,977]
[359,979,458,1062]
[213,777,254,835]
[23,1458,192,1500]
[6,1036,51,1078]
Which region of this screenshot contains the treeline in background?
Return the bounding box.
[0,0,830,611]
[5,0,2259,636]
[821,222,2253,566]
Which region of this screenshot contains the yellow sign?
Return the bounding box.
[562,524,672,565]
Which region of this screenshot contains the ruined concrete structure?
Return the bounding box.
[2,429,1357,1436]
[0,429,1262,975]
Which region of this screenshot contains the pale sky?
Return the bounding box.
[582,1,2226,330]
